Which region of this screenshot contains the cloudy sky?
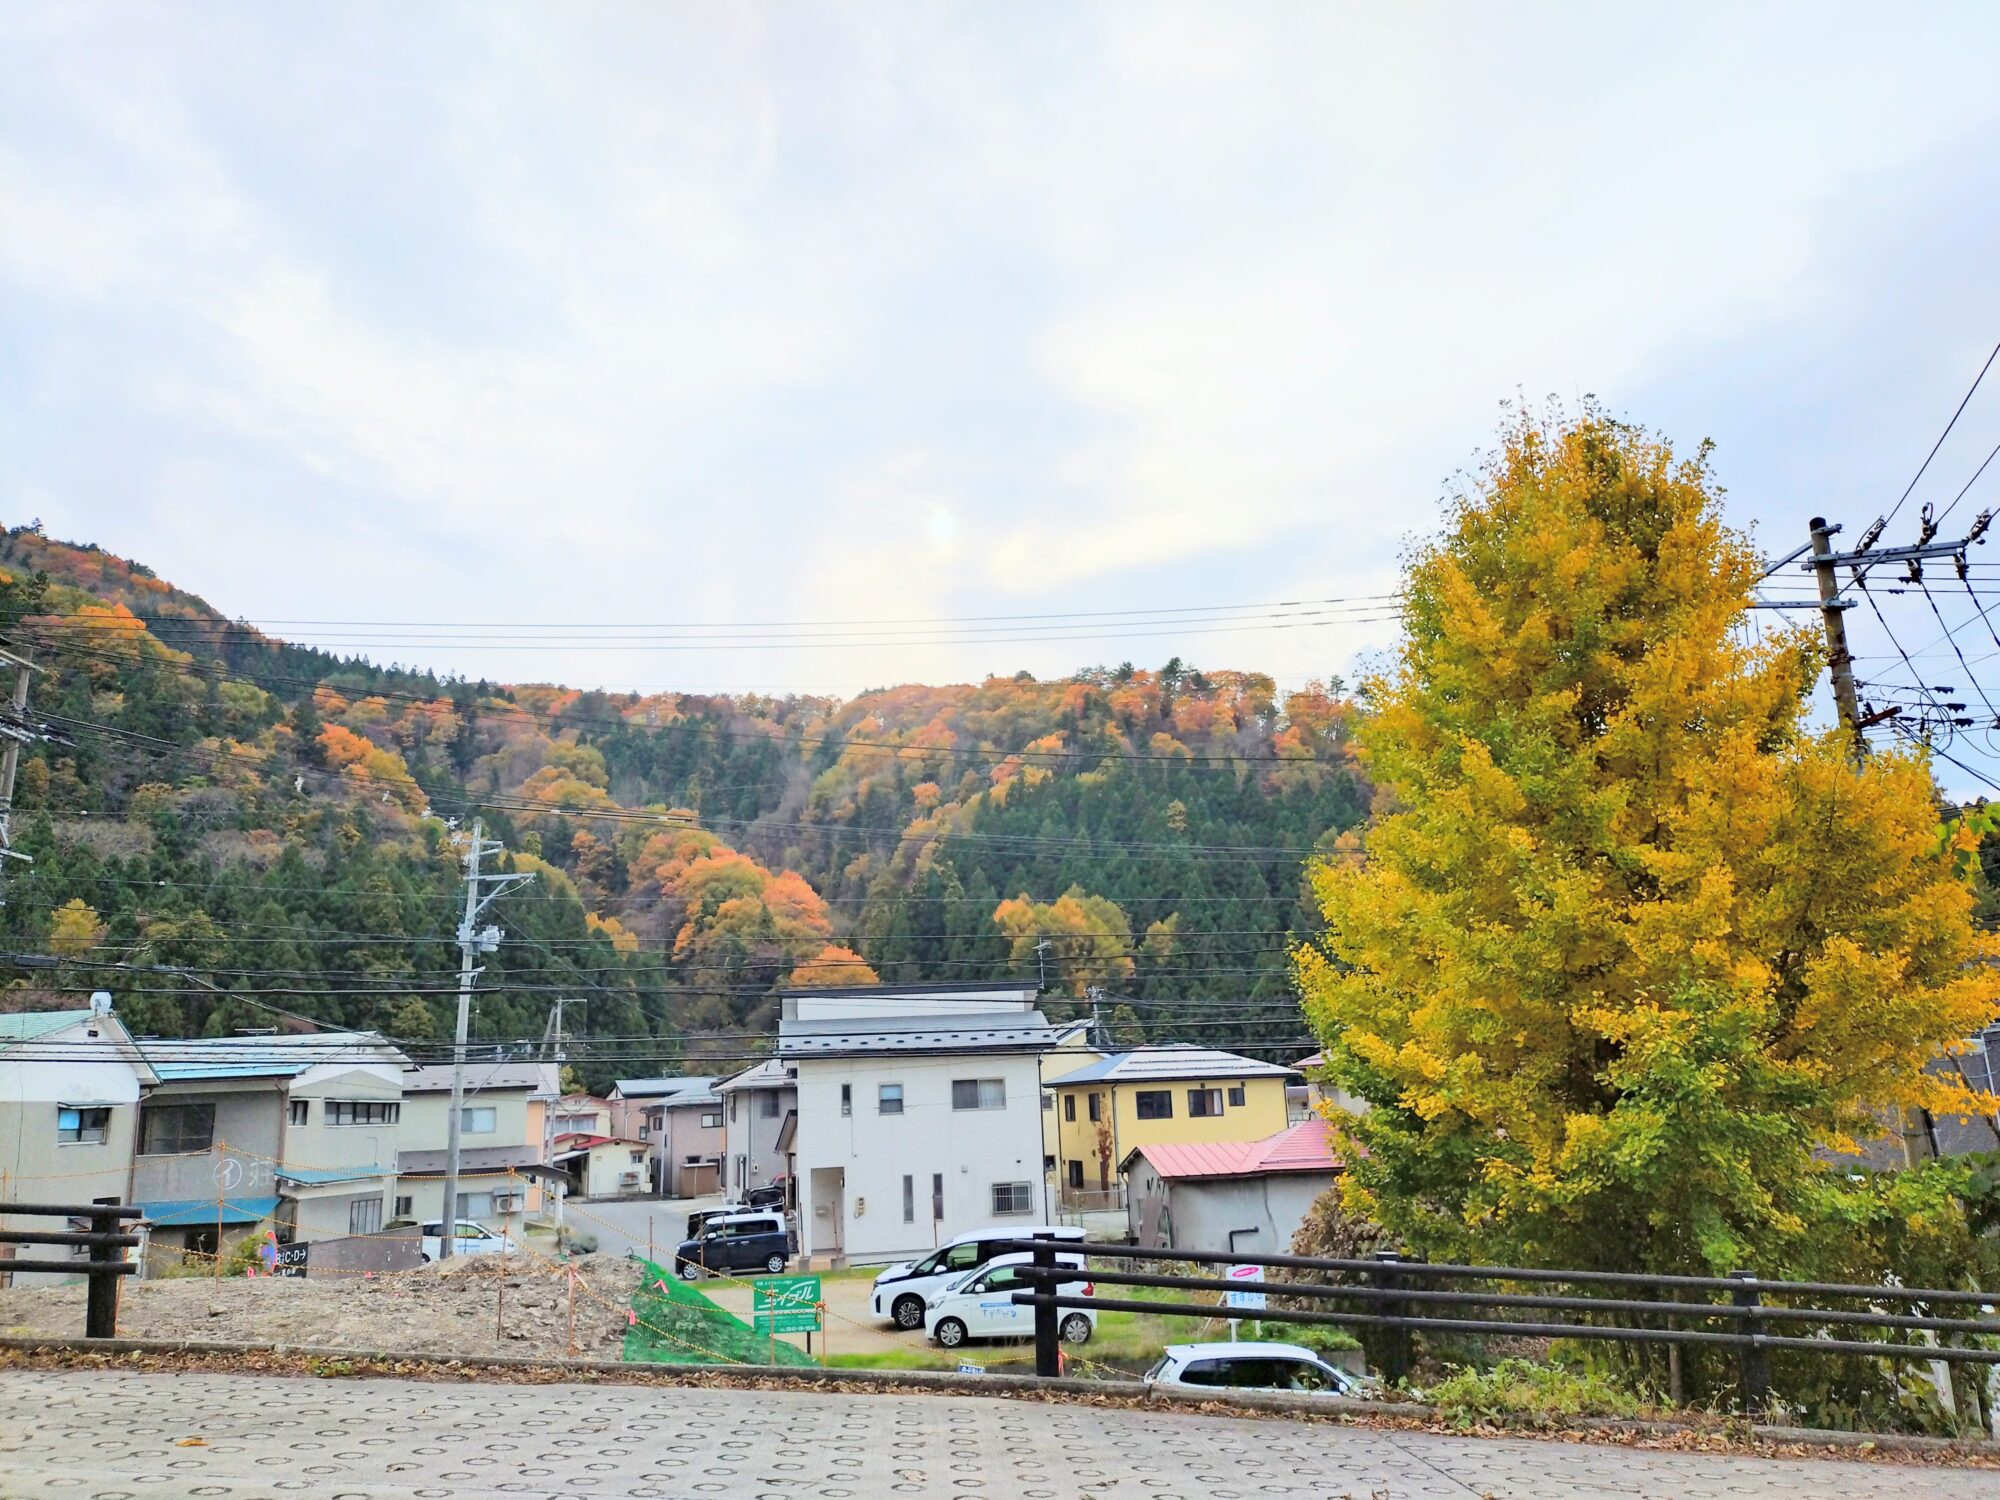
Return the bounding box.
[6,2,2000,770]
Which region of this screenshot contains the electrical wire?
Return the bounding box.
[1884,336,2000,529]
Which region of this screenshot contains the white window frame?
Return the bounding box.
[878,1082,904,1116]
[951,1078,1005,1111]
[56,1105,110,1145]
[349,1197,384,1236]
[990,1181,1033,1215]
[461,1106,497,1135]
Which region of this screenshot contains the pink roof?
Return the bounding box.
[1128,1117,1340,1181]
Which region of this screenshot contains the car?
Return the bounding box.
[417,1220,517,1262]
[685,1202,751,1240]
[871,1224,1085,1330]
[1143,1342,1377,1398]
[924,1253,1096,1349]
[673,1209,790,1280]
[744,1181,787,1210]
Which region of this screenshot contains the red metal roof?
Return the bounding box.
[1128,1117,1339,1181]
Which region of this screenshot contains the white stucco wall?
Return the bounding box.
[791,1051,1048,1264]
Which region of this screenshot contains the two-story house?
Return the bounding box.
[130,1031,408,1263]
[1045,1045,1297,1205]
[0,997,157,1285]
[717,1058,795,1203]
[781,982,1058,1267]
[394,1060,560,1228]
[609,1076,723,1196]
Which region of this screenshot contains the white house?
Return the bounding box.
[718,1058,796,1203]
[780,982,1058,1267]
[0,997,157,1286]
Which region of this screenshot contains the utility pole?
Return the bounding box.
[439,819,533,1257]
[0,645,68,905]
[1808,518,1865,762]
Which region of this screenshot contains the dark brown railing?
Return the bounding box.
[1,1201,142,1337]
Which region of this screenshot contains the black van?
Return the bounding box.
[674,1210,790,1280]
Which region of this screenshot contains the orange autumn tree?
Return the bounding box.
[1297,408,1998,1286]
[787,945,881,988]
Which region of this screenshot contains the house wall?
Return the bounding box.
[653,1102,724,1197]
[398,1084,543,1218]
[722,1085,795,1195]
[1038,1040,1101,1168]
[130,1080,285,1205]
[0,1018,149,1286]
[1136,1171,1338,1256]
[792,1052,1047,1265]
[1053,1074,1291,1192]
[580,1141,650,1198]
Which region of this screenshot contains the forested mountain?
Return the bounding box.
[0,524,1367,1084]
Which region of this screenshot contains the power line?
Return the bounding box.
[1884,336,2000,529]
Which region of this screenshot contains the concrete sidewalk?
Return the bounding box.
[2,1367,1993,1499]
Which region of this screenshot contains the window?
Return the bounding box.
[555,1113,596,1134]
[630,1149,646,1164]
[761,1091,781,1118]
[1067,1160,1084,1190]
[991,1181,1034,1215]
[1041,1091,1054,1112]
[701,1111,721,1129]
[878,1083,904,1116]
[729,1094,739,1123]
[941,1240,980,1272]
[289,1098,309,1126]
[971,1265,1025,1293]
[454,1191,494,1221]
[56,1106,110,1145]
[840,1084,852,1117]
[1187,1088,1223,1118]
[1227,1085,1246,1108]
[902,1174,915,1223]
[1063,1094,1076,1122]
[733,1154,746,1187]
[140,1101,214,1154]
[951,1078,1005,1111]
[393,1195,413,1218]
[931,1172,944,1222]
[1135,1090,1173,1120]
[462,1106,497,1134]
[329,1100,399,1127]
[1087,1092,1102,1122]
[348,1197,384,1236]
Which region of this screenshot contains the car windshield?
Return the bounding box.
[1144,1355,1171,1382]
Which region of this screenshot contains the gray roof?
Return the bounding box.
[613,1075,719,1100]
[717,1058,793,1092]
[645,1085,723,1111]
[398,1144,566,1179]
[779,1009,1059,1059]
[1046,1045,1299,1088]
[402,1061,550,1094]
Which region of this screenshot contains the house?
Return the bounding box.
[1292,1051,1369,1120]
[394,1060,561,1228]
[635,1081,724,1197]
[550,1094,613,1137]
[1038,1021,1100,1182]
[781,981,1058,1267]
[717,1058,796,1204]
[129,1030,408,1264]
[552,1132,652,1198]
[609,1076,723,1196]
[1045,1045,1297,1204]
[0,997,158,1286]
[1123,1116,1341,1255]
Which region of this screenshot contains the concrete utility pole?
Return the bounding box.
[439,819,533,1257]
[1807,518,1866,763]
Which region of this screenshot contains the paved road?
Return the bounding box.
[562,1194,722,1263]
[4,1368,1994,1499]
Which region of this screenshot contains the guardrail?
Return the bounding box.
[0,1201,142,1337]
[996,1236,2000,1409]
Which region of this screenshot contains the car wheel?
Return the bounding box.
[419,1253,432,1264]
[1059,1313,1092,1344]
[676,1259,700,1281]
[764,1253,786,1274]
[934,1318,968,1349]
[891,1294,926,1330]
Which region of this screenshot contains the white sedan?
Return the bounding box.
[923,1254,1096,1349]
[418,1220,516,1262]
[1144,1341,1377,1397]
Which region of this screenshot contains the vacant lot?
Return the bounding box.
[0,1252,640,1362]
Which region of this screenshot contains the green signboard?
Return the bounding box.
[752,1274,822,1335]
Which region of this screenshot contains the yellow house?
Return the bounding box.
[1038,1021,1102,1171]
[1044,1045,1297,1203]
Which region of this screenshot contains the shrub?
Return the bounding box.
[1425,1359,1640,1428]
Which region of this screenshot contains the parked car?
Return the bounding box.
[685,1202,750,1239]
[417,1220,517,1262]
[1143,1342,1376,1398]
[924,1253,1096,1348]
[674,1209,790,1280]
[871,1224,1085,1329]
[744,1181,787,1210]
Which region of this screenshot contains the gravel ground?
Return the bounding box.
[0,1253,640,1362]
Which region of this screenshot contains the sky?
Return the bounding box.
[5,2,2000,785]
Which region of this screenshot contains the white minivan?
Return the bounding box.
[924,1253,1097,1348]
[871,1225,1085,1329]
[418,1220,516,1262]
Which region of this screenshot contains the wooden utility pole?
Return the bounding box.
[1807,518,1865,764]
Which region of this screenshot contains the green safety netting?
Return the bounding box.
[625,1258,819,1368]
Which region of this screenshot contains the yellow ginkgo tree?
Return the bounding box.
[1298,408,1998,1281]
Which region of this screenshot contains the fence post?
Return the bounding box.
[1032,1231,1059,1378]
[1372,1250,1410,1388]
[1730,1270,1770,1414]
[85,1205,121,1339]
